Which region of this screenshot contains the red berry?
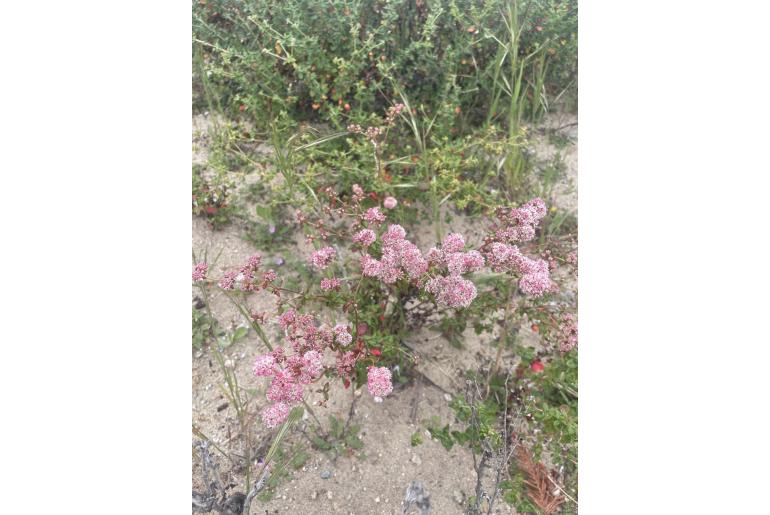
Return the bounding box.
[531,360,545,373]
[371,349,382,357]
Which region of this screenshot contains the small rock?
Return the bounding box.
[453,491,463,505]
[320,470,332,479]
[444,393,452,402]
[326,491,333,500]
[411,454,422,465]
[375,497,380,503]
[311,491,318,500]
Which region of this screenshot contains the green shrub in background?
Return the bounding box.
[193,0,577,134]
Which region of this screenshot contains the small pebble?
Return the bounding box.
[311,491,318,500]
[326,491,333,500]
[444,393,452,402]
[411,454,422,465]
[375,497,380,503]
[320,470,331,479]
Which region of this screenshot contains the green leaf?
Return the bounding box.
[232,326,249,341]
[345,434,364,450]
[312,436,332,450]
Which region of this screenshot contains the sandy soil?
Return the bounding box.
[192,111,577,514]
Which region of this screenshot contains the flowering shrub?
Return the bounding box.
[193,180,578,431]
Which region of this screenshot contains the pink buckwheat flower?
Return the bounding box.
[383,196,397,209]
[261,269,277,286]
[426,275,478,308]
[381,224,406,245]
[559,313,578,353]
[253,355,277,377]
[266,370,304,403]
[336,351,358,378]
[441,233,465,253]
[309,246,336,269]
[334,324,353,345]
[261,402,291,428]
[271,347,286,363]
[218,270,237,290]
[367,366,393,402]
[360,254,382,277]
[401,243,428,278]
[320,277,342,291]
[278,309,296,329]
[192,262,208,282]
[519,270,555,297]
[363,207,386,224]
[426,247,443,264]
[486,242,522,272]
[299,350,324,383]
[462,251,485,274]
[246,253,262,269]
[353,229,376,247]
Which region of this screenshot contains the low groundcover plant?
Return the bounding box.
[193,183,574,430]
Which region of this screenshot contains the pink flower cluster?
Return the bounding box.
[423,233,485,308]
[352,184,365,203]
[384,103,405,125]
[558,313,578,353]
[367,366,393,402]
[333,324,353,345]
[309,246,336,270]
[217,253,278,292]
[277,309,334,354]
[363,207,386,224]
[359,224,428,284]
[383,196,398,209]
[253,345,325,428]
[320,277,342,291]
[494,198,547,243]
[425,275,478,309]
[485,242,555,297]
[254,311,339,428]
[353,229,376,247]
[192,262,208,282]
[335,350,359,379]
[347,103,405,143]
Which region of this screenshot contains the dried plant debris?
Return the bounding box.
[515,445,565,514]
[402,480,431,515]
